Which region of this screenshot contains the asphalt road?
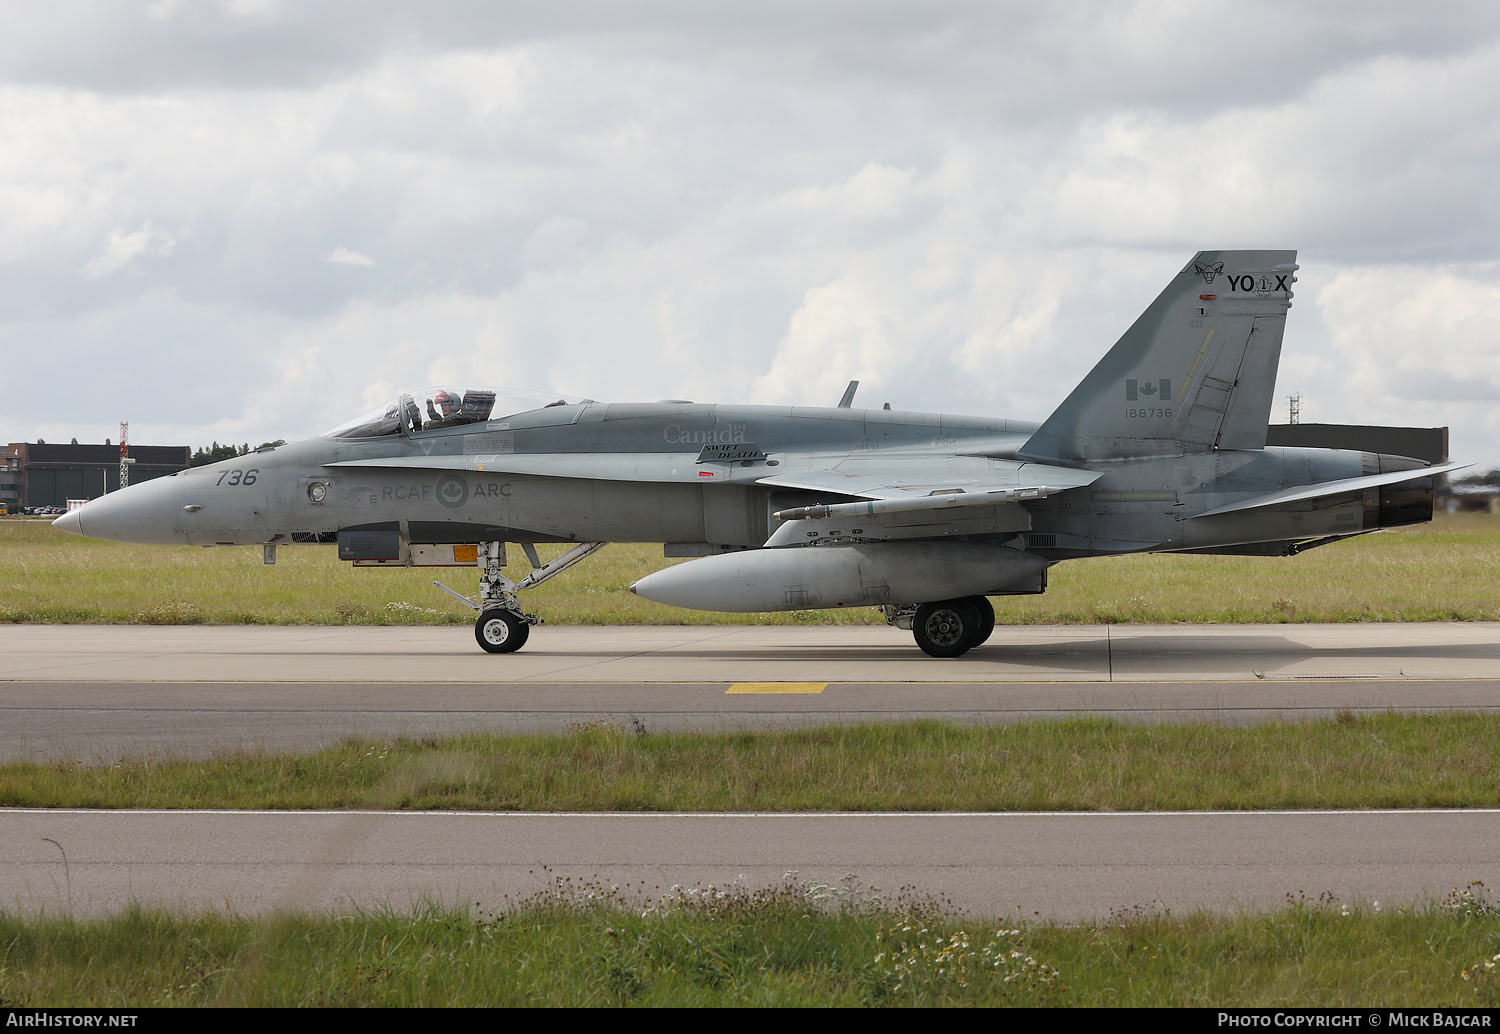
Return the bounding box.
[4,678,1500,762]
[5,809,1496,922]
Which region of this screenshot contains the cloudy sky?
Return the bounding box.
[4,1,1499,467]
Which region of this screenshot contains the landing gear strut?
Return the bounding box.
[432,541,608,654]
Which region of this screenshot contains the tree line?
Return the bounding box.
[190,441,286,467]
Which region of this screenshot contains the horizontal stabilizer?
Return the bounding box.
[1192,462,1467,519]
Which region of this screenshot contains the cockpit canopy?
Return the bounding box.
[324,385,587,439]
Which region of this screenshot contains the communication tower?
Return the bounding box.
[119,421,130,490]
[1288,393,1302,425]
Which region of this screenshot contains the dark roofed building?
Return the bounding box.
[1265,422,1478,512]
[6,442,191,508]
[1265,423,1448,465]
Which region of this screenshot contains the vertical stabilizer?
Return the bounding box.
[1019,250,1297,462]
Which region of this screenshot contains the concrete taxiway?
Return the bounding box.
[7,621,1500,683]
[2,623,1499,760]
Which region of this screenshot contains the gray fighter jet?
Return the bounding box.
[53,250,1461,656]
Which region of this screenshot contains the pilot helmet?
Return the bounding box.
[433,390,457,413]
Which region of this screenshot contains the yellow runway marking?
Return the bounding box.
[725,682,828,695]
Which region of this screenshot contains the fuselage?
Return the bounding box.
[55,399,1432,560]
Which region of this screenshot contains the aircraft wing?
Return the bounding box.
[755,456,1101,500]
[755,455,1101,547]
[1191,461,1468,519]
[324,451,1104,496]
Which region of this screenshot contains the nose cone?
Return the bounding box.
[57,476,184,544]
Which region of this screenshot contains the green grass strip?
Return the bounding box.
[6,511,1500,625]
[5,713,1500,812]
[4,879,1500,1006]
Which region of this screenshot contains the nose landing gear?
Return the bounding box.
[431,541,609,654]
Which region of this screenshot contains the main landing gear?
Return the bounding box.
[432,541,608,654]
[888,596,996,658]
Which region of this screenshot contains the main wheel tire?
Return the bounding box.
[913,599,981,658]
[475,608,530,653]
[962,595,996,646]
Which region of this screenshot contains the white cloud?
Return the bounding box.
[1203,259,1500,465]
[1020,40,1500,256]
[754,276,892,406]
[1,4,1499,469]
[325,246,373,266]
[1319,265,1500,403]
[80,221,175,277]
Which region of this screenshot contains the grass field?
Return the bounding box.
[4,878,1500,1006]
[5,713,1498,811]
[2,511,1498,625]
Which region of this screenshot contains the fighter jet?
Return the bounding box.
[53,250,1461,656]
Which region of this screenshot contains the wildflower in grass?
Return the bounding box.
[1461,951,1500,1006]
[873,922,1062,1003]
[384,601,439,615]
[1441,881,1496,919]
[1461,953,1500,981]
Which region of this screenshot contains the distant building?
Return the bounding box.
[1441,480,1500,514]
[0,447,19,510]
[3,442,191,509]
[1264,423,1490,513]
[1265,423,1448,464]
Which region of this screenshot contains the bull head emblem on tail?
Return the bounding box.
[1194,260,1224,284]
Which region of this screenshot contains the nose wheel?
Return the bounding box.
[433,541,610,654]
[475,608,529,653]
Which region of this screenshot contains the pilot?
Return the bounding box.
[424,390,463,429]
